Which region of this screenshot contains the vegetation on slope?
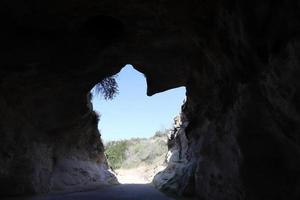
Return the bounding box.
[105,140,129,169]
[105,129,169,170]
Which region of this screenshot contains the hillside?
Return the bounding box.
[105,131,169,183]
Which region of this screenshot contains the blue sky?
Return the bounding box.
[91,65,186,142]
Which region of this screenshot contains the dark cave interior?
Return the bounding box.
[0,1,300,200]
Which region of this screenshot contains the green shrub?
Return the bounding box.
[105,140,129,169]
[105,129,169,170]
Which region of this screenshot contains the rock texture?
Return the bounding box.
[153,109,192,195]
[0,1,300,200]
[0,91,118,194]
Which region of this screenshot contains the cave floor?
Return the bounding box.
[4,184,174,200]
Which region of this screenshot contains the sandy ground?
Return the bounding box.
[115,165,166,184]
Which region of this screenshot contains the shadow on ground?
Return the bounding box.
[2,184,176,200]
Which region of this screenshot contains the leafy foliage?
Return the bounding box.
[105,140,129,169]
[105,130,168,170]
[94,76,119,100]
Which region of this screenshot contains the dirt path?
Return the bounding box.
[4,184,173,200]
[116,168,148,183]
[115,165,166,184]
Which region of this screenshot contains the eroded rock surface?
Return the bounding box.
[153,109,192,195]
[0,1,300,200]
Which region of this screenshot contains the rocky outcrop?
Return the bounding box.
[1,0,300,200]
[0,91,118,194]
[157,1,300,199]
[153,108,194,196]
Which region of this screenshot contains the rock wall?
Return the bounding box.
[155,1,300,199]
[0,0,300,199]
[153,107,193,195]
[156,42,300,199]
[0,85,117,195]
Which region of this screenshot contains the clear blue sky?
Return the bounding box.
[91,65,186,142]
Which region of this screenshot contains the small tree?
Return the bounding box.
[94,75,119,100]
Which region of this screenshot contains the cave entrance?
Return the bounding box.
[90,64,186,184]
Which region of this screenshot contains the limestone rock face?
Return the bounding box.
[0,91,117,194]
[153,109,193,195]
[1,0,300,200]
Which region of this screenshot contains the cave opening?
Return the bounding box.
[90,64,186,184]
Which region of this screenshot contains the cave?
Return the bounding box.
[90,64,185,184]
[0,1,300,200]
